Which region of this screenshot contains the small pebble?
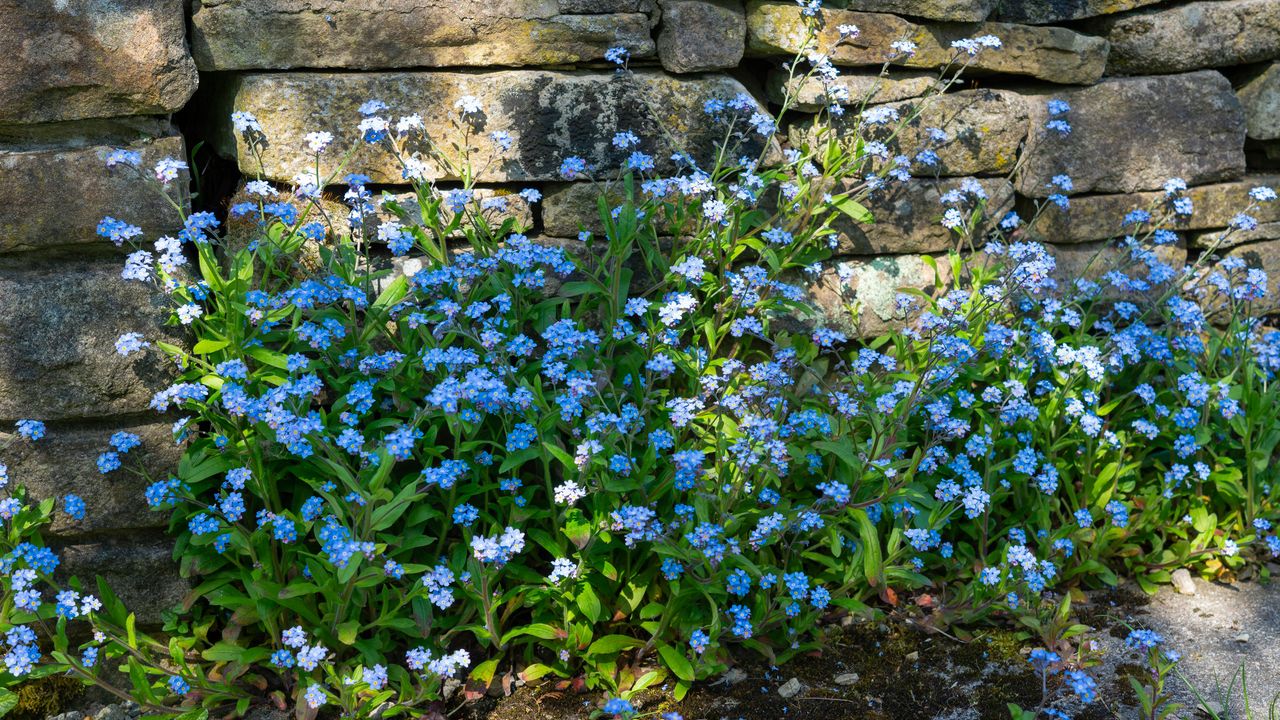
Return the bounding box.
[1171,568,1197,595]
[778,677,803,699]
[905,651,919,662]
[834,672,860,686]
[1235,632,1250,643]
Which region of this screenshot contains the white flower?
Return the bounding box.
[304,131,333,153]
[554,481,586,505]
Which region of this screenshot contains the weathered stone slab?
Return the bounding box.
[991,0,1164,24]
[802,89,1028,177]
[0,257,172,424]
[1015,72,1246,198]
[840,0,998,22]
[832,177,1014,254]
[1239,64,1280,142]
[1085,0,1280,76]
[213,70,775,184]
[1023,176,1280,244]
[766,70,936,111]
[0,134,187,254]
[1192,223,1280,250]
[56,535,187,625]
[0,420,179,537]
[228,184,535,244]
[1044,238,1186,289]
[657,0,746,73]
[745,0,1109,85]
[804,253,953,338]
[1216,239,1280,313]
[0,0,197,124]
[189,0,655,70]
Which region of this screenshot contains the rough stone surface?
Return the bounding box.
[1239,64,1280,142]
[0,134,187,254]
[745,1,1110,85]
[189,0,655,71]
[766,70,936,111]
[1016,72,1246,197]
[213,70,775,184]
[0,257,173,424]
[809,89,1029,177]
[1086,0,1280,76]
[657,0,746,73]
[0,420,179,537]
[56,535,187,625]
[1023,175,1280,244]
[1090,581,1280,716]
[805,253,952,338]
[832,177,1014,254]
[1219,239,1280,313]
[0,0,197,124]
[1170,568,1197,595]
[991,0,1164,24]
[836,0,999,21]
[1044,238,1186,288]
[1192,222,1280,250]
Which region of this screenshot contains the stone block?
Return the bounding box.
[56,535,187,625]
[0,0,197,124]
[804,253,953,338]
[0,420,180,537]
[0,257,173,424]
[991,0,1164,24]
[1015,72,1246,198]
[832,177,1014,254]
[0,134,187,254]
[1024,176,1280,244]
[746,0,1109,85]
[1239,64,1280,142]
[801,89,1029,177]
[189,0,656,70]
[843,0,998,21]
[212,70,776,184]
[766,70,936,111]
[657,0,746,73]
[1085,0,1280,76]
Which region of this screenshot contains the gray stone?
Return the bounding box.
[0,0,197,124]
[0,134,187,254]
[833,672,860,685]
[1192,222,1280,250]
[777,677,803,698]
[1085,0,1280,76]
[543,182,669,236]
[832,177,1014,254]
[991,0,1164,24]
[766,70,936,111]
[805,253,953,338]
[1239,64,1280,142]
[0,257,173,424]
[55,535,187,625]
[657,0,746,73]
[1016,72,1246,198]
[807,89,1029,177]
[189,0,656,70]
[0,420,180,537]
[838,0,997,21]
[1024,176,1280,244]
[1171,568,1197,595]
[1043,238,1187,290]
[212,70,775,184]
[1219,239,1280,313]
[745,1,1109,85]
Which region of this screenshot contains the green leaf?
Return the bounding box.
[0,688,19,717]
[577,584,602,624]
[337,620,360,645]
[853,509,883,587]
[834,197,874,224]
[587,635,643,656]
[192,338,229,355]
[658,644,695,682]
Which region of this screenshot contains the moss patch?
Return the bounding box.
[10,675,84,720]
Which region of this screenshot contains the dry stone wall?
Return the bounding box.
[3,0,1280,615]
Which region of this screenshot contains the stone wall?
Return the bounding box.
[2,0,1280,615]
